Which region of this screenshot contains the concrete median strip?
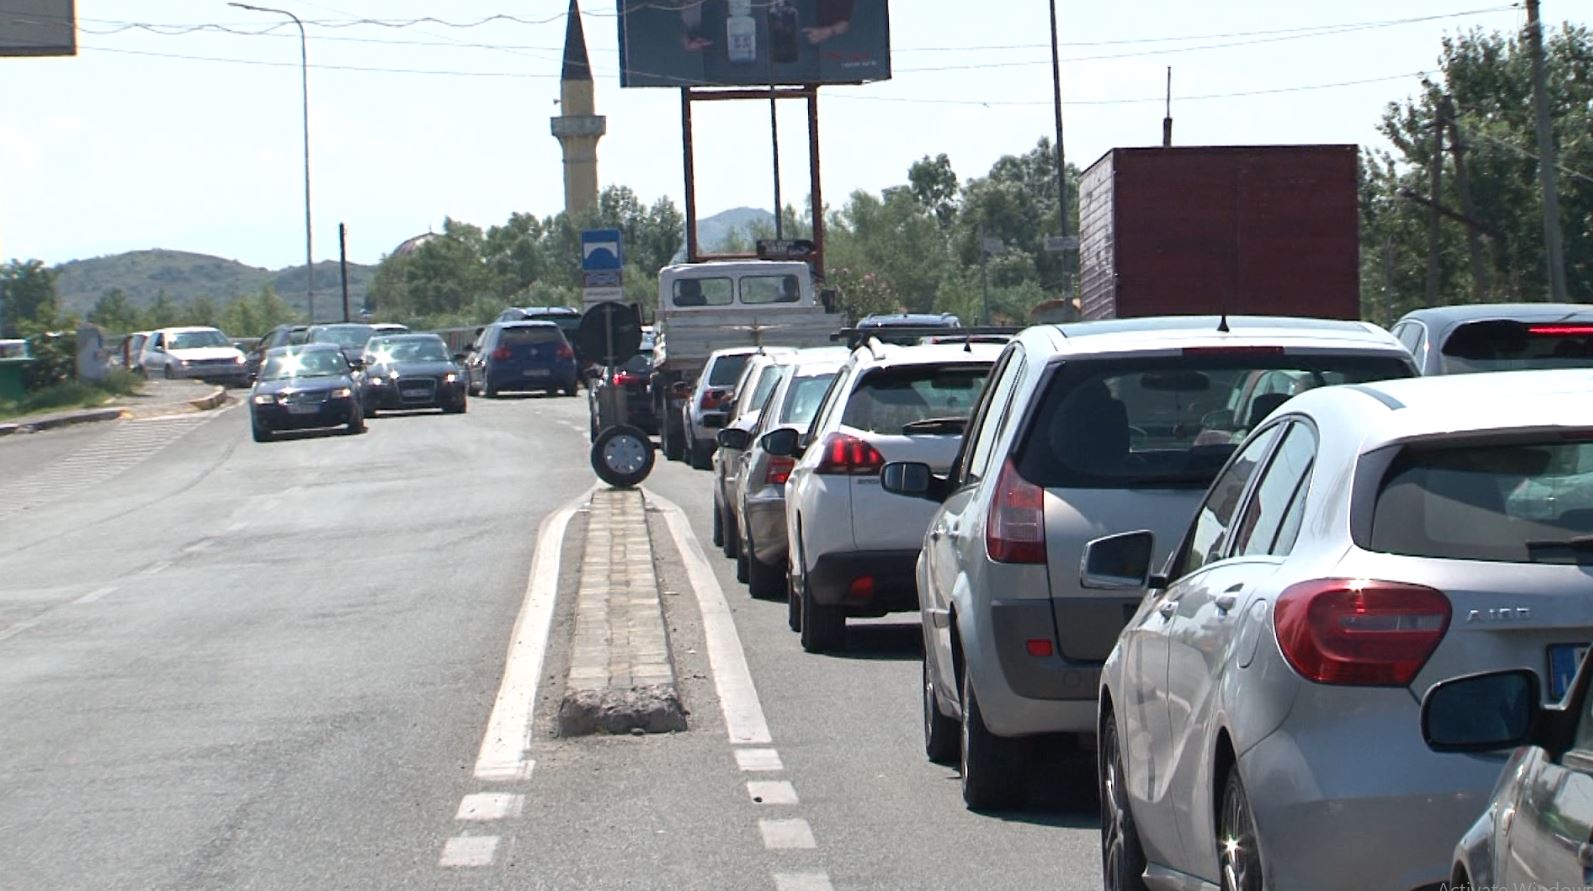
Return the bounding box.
[556,488,688,736]
[0,384,230,436]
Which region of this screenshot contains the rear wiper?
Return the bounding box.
[901,417,967,435]
[1526,536,1593,554]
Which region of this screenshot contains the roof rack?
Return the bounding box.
[832,325,1024,351]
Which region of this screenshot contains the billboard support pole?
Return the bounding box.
[807,86,824,281]
[681,88,700,264]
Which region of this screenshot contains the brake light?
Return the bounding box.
[814,432,885,475]
[614,371,643,386]
[765,456,795,486]
[1529,325,1593,336]
[1181,346,1287,356]
[555,342,575,360]
[490,347,512,361]
[987,458,1046,564]
[1273,579,1451,686]
[701,389,729,411]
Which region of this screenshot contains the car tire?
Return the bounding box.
[721,507,739,559]
[163,364,175,380]
[735,548,749,584]
[712,501,725,548]
[923,656,959,765]
[786,569,802,632]
[662,417,684,462]
[688,440,712,471]
[747,543,783,600]
[1218,767,1262,891]
[1100,712,1150,891]
[591,424,655,489]
[347,411,365,435]
[251,421,271,443]
[960,671,1021,811]
[443,399,465,415]
[799,574,845,653]
[484,383,498,399]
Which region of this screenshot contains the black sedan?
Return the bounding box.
[586,349,658,438]
[360,333,468,416]
[250,344,365,442]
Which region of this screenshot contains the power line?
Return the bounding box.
[829,71,1443,108]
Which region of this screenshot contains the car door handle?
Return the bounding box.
[1158,600,1177,619]
[1214,593,1240,613]
[929,527,943,542]
[946,523,962,541]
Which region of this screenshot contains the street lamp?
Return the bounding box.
[229,2,314,324]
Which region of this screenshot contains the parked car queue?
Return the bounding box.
[665,304,1593,891]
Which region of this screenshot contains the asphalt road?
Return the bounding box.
[0,394,1101,890]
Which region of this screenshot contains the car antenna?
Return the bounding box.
[1218,312,1230,333]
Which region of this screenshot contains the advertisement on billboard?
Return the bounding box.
[617,0,890,88]
[0,0,76,57]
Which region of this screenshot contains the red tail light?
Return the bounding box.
[701,389,729,411]
[814,432,885,475]
[614,371,643,386]
[1529,325,1593,336]
[555,342,574,360]
[1273,579,1451,686]
[490,347,512,361]
[765,456,796,486]
[987,458,1046,564]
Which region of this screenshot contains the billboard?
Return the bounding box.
[617,0,890,88]
[0,0,75,57]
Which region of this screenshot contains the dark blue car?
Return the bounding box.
[464,321,579,398]
[249,344,365,442]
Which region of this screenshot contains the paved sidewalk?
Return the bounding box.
[0,379,227,437]
[557,488,687,736]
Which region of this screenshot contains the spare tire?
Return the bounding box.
[591,424,656,489]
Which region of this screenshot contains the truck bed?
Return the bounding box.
[655,310,837,369]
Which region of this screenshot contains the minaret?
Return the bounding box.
[551,0,605,216]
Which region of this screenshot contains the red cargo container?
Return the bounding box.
[1077,145,1361,321]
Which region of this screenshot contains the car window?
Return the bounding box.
[1439,320,1593,374]
[260,350,349,380]
[168,330,231,350]
[671,277,733,307]
[498,326,564,346]
[1015,353,1411,490]
[1233,423,1317,557]
[961,346,1025,485]
[708,354,750,387]
[807,364,855,437]
[1171,425,1283,580]
[780,371,838,427]
[742,365,784,420]
[840,364,991,436]
[741,274,802,305]
[371,338,449,363]
[311,326,376,348]
[1367,439,1593,563]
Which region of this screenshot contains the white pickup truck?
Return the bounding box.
[651,260,838,463]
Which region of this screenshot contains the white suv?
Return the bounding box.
[765,341,1002,653]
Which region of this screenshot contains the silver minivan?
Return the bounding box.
[882,316,1417,810]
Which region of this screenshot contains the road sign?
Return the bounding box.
[581,229,623,271]
[578,302,643,367]
[756,239,816,261]
[582,270,622,288]
[1045,235,1080,253]
[582,287,625,306]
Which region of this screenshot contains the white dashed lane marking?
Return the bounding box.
[758,819,817,850]
[0,413,219,517]
[735,748,785,772]
[438,836,499,868]
[455,793,525,822]
[774,875,836,891]
[747,781,799,805]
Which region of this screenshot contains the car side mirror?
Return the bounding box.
[880,461,948,502]
[1080,531,1157,590]
[1422,669,1541,753]
[1201,408,1236,431]
[453,353,469,363]
[717,428,752,450]
[760,427,801,458]
[348,358,365,370]
[671,381,693,398]
[820,288,838,314]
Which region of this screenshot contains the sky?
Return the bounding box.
[0,0,1579,272]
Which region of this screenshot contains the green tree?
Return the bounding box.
[1,259,60,337]
[145,292,181,328]
[88,288,144,334]
[908,153,960,226]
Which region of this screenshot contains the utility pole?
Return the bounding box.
[1424,103,1444,307]
[1525,0,1568,301]
[1441,95,1490,301]
[339,223,351,323]
[1047,0,1070,298]
[1161,67,1173,147]
[1384,234,1396,326]
[767,31,783,242]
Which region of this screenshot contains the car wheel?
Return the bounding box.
[443,398,465,415]
[347,411,365,435]
[721,507,739,559]
[1218,767,1262,891]
[960,671,1020,810]
[688,440,711,471]
[747,540,783,600]
[1101,713,1149,891]
[799,574,845,653]
[923,656,959,765]
[590,424,655,489]
[1448,872,1475,891]
[251,420,271,443]
[662,416,684,462]
[163,364,175,380]
[484,383,498,398]
[735,548,749,584]
[468,377,482,397]
[786,568,802,632]
[712,501,725,548]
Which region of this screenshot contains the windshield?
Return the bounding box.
[259,350,349,381]
[781,372,838,425]
[619,351,653,374]
[167,330,230,350]
[1369,439,1593,563]
[841,364,991,435]
[311,326,376,349]
[1440,320,1593,374]
[499,326,564,346]
[369,337,450,363]
[708,354,751,387]
[1017,354,1413,488]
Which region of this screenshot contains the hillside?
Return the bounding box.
[697,207,776,252]
[54,250,374,317]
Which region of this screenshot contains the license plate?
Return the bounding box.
[286,403,320,414]
[1549,643,1589,700]
[401,388,429,397]
[526,369,551,378]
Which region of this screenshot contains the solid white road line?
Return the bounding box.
[455,793,526,821]
[472,498,582,782]
[73,586,117,605]
[438,835,499,867]
[758,819,817,850]
[647,489,774,746]
[747,781,800,806]
[735,748,784,772]
[773,874,835,891]
[0,621,38,643]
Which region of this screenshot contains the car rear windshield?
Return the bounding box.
[841,364,991,435]
[313,326,375,348]
[1440,320,1593,374]
[498,326,564,346]
[619,351,653,374]
[781,372,837,425]
[1370,439,1593,563]
[1016,354,1413,488]
[708,354,751,386]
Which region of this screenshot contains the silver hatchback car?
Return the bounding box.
[1093,369,1593,891]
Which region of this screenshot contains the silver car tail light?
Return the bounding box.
[1273,579,1451,686]
[986,458,1045,564]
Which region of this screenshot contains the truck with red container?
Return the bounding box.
[1077,145,1362,321]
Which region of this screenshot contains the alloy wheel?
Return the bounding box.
[1219,770,1262,891]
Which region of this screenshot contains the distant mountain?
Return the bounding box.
[53,249,375,316]
[695,207,777,255]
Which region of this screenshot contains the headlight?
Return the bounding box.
[331,387,353,399]
[389,370,401,381]
[252,394,275,405]
[368,376,384,386]
[179,359,192,367]
[443,372,458,383]
[233,354,246,364]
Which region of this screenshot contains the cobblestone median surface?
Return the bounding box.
[557,488,687,736]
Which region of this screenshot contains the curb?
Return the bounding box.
[0,408,127,438]
[189,386,228,412]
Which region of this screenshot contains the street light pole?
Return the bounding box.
[1047,0,1070,299]
[229,2,314,323]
